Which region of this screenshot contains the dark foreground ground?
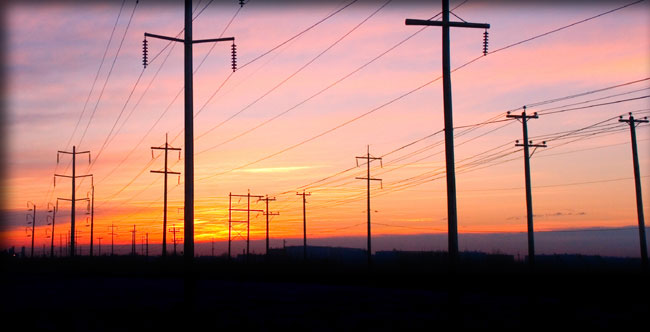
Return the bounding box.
[2,253,648,330]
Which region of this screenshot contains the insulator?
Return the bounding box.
[231,43,237,72]
[239,0,245,7]
[142,38,149,68]
[482,30,489,56]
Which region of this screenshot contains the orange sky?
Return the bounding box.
[2,0,649,256]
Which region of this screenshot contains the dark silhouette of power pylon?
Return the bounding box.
[151,133,181,257]
[97,236,103,256]
[130,225,137,256]
[507,107,546,268]
[54,146,92,257]
[229,191,264,259]
[169,224,182,256]
[108,223,118,256]
[356,145,383,266]
[619,112,649,269]
[143,0,237,265]
[297,191,311,260]
[26,202,36,258]
[405,0,490,269]
[47,202,56,258]
[258,195,279,255]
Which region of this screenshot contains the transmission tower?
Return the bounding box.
[229,191,264,259]
[507,107,546,268]
[54,146,92,257]
[405,0,490,268]
[143,0,238,264]
[619,112,649,269]
[258,195,279,255]
[297,191,311,260]
[151,133,181,257]
[355,145,383,266]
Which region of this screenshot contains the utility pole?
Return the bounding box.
[170,224,181,256]
[59,234,63,257]
[54,146,92,257]
[47,202,56,258]
[297,191,311,260]
[229,191,264,259]
[146,233,149,257]
[97,236,103,256]
[405,0,490,268]
[26,202,36,258]
[211,237,215,257]
[355,145,383,266]
[258,195,279,256]
[108,223,118,256]
[507,107,546,268]
[88,184,95,257]
[143,0,237,266]
[151,133,181,257]
[619,113,649,269]
[130,225,137,256]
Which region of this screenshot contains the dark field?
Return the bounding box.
[2,253,648,330]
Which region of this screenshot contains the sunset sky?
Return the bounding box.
[2,0,649,257]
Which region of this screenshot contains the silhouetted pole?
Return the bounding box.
[211,237,214,257]
[97,236,103,256]
[130,225,136,256]
[26,202,36,258]
[507,107,546,268]
[170,224,180,256]
[109,223,118,256]
[228,193,232,259]
[230,191,264,259]
[619,113,649,269]
[59,234,63,257]
[55,145,91,257]
[259,195,278,255]
[146,233,149,257]
[406,0,490,269]
[144,0,236,267]
[48,202,56,258]
[247,191,250,258]
[151,133,181,257]
[89,184,95,257]
[297,191,311,260]
[355,145,383,266]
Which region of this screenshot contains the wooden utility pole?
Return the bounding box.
[55,146,92,257]
[619,113,649,269]
[26,202,36,258]
[229,191,263,259]
[405,0,490,268]
[97,236,103,256]
[151,133,181,257]
[89,184,95,257]
[259,195,279,255]
[144,0,237,265]
[130,225,137,256]
[47,202,56,258]
[108,223,118,256]
[355,145,382,266]
[297,191,311,260]
[507,107,546,268]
